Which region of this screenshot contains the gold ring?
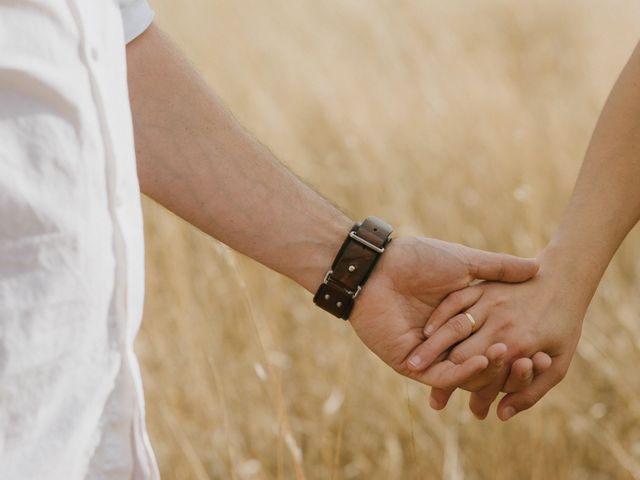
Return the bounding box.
[464,312,477,333]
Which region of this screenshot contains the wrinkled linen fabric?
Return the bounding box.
[0,1,158,478]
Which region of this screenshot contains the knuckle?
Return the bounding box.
[488,316,514,340]
[448,316,470,337]
[518,366,533,380]
[439,376,459,390]
[496,261,506,280]
[512,336,537,359]
[448,348,468,365]
[448,290,463,303]
[508,344,528,360]
[492,294,509,307]
[517,393,539,410]
[465,255,479,278]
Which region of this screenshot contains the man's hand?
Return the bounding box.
[406,251,588,420]
[347,236,542,390]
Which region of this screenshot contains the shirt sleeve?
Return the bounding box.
[118,0,155,44]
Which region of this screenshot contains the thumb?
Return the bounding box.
[466,248,539,283]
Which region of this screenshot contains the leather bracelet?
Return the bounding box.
[313,216,393,319]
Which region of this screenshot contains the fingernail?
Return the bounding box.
[408,355,422,368]
[502,406,516,421]
[429,397,441,410]
[423,326,433,337]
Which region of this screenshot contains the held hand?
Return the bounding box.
[347,236,540,390]
[407,257,588,420]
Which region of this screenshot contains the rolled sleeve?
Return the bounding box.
[119,0,155,44]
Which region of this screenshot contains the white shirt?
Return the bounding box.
[0,1,158,478]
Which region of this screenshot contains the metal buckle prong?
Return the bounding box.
[349,231,385,254]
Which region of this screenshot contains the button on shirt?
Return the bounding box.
[0,1,158,478]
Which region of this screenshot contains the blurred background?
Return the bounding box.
[137,1,640,478]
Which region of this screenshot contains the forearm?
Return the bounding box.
[542,42,640,297]
[126,25,351,292]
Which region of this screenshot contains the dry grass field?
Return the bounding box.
[136,1,640,478]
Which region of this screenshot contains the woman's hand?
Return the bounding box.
[347,235,550,393]
[405,249,591,420]
[406,42,640,420]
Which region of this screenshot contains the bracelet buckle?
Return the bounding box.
[313,216,393,319]
[322,269,362,299]
[349,231,385,253]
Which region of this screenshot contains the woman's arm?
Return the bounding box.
[543,41,640,300]
[407,41,640,420]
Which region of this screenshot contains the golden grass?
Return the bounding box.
[137,1,640,478]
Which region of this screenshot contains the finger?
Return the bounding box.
[502,357,534,393]
[417,354,489,390]
[444,322,493,365]
[424,286,483,337]
[407,308,485,371]
[469,371,508,420]
[501,352,552,393]
[429,387,455,410]
[459,343,508,391]
[428,342,506,410]
[466,343,511,418]
[497,362,566,421]
[466,248,539,283]
[532,351,552,374]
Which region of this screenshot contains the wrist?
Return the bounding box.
[288,214,354,293]
[312,216,394,319]
[538,240,603,307]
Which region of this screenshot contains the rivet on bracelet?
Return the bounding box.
[324,294,331,300]
[336,301,343,308]
[348,265,356,272]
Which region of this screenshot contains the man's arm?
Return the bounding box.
[127,25,350,294]
[126,24,541,389]
[410,41,640,420]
